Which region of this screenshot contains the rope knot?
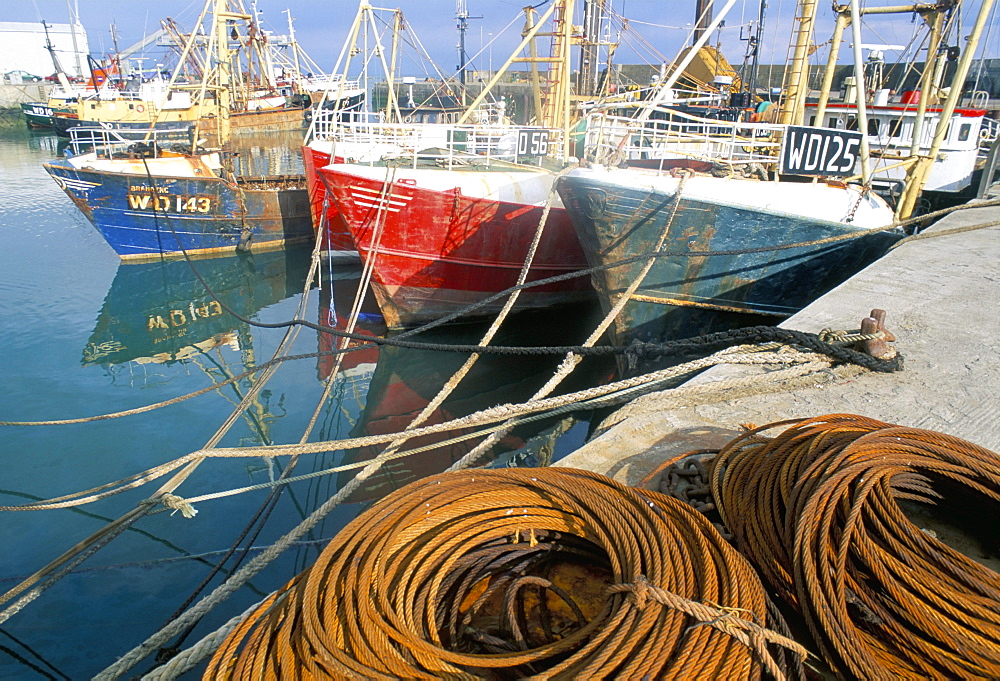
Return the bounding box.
[609,575,652,609]
[160,494,198,519]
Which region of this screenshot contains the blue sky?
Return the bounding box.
[6,1,999,79]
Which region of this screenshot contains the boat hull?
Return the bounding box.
[556,168,901,359]
[301,144,356,255]
[44,160,314,260]
[317,163,592,329]
[20,102,67,128]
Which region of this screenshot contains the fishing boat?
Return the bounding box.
[43,128,313,260]
[20,22,108,129]
[51,0,314,142]
[22,98,78,130]
[551,0,898,370]
[310,0,598,327]
[554,0,995,373]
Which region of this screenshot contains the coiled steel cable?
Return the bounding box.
[205,467,805,679]
[710,414,1000,679]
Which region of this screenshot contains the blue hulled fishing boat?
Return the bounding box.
[43,130,313,260]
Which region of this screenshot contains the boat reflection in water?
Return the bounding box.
[334,302,615,504]
[82,247,313,370]
[81,243,610,507]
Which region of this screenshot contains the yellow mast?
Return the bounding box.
[897,0,996,219]
[780,0,818,126]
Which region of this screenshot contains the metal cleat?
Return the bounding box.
[868,308,897,341]
[857,309,896,358]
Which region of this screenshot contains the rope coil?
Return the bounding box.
[709,414,1000,679]
[205,467,804,679]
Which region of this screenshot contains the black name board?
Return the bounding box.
[779,126,862,176]
[516,129,549,159]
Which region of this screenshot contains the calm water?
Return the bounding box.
[0,123,608,678]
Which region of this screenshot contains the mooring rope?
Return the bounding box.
[709,414,1000,679]
[203,467,806,679]
[95,344,832,680]
[0,324,901,427]
[0,345,832,515]
[443,171,692,472]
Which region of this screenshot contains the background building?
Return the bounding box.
[0,21,89,80]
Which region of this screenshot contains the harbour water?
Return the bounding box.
[0,123,610,678]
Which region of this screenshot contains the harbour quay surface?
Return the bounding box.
[558,193,1000,483]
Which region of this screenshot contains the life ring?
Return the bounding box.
[136,104,145,113]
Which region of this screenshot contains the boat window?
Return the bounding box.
[828,117,841,128]
[809,115,816,126]
[958,123,972,142]
[888,119,903,138]
[846,116,859,131]
[129,104,134,110]
[868,118,880,136]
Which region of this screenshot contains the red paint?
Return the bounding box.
[302,145,356,254]
[317,164,591,327]
[809,102,986,117]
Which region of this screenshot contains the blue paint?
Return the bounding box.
[44,159,315,259]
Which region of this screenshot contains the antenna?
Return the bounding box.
[455,0,481,87]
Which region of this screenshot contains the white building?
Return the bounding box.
[0,21,89,80]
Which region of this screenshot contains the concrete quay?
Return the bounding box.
[558,192,1000,483]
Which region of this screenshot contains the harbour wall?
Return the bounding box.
[0,82,50,108]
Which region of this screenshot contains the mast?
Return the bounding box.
[41,21,65,76]
[66,0,84,77]
[579,0,608,97]
[813,8,850,126]
[524,7,544,124]
[847,0,872,185]
[456,0,469,88]
[780,0,818,126]
[284,9,302,83]
[897,0,996,219]
[693,0,714,45]
[747,0,766,95]
[110,24,122,79]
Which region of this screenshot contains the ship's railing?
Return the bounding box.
[583,109,785,169]
[980,116,1000,154]
[312,110,565,168]
[65,126,191,159]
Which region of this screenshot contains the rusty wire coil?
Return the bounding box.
[710,414,1000,679]
[205,467,805,679]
